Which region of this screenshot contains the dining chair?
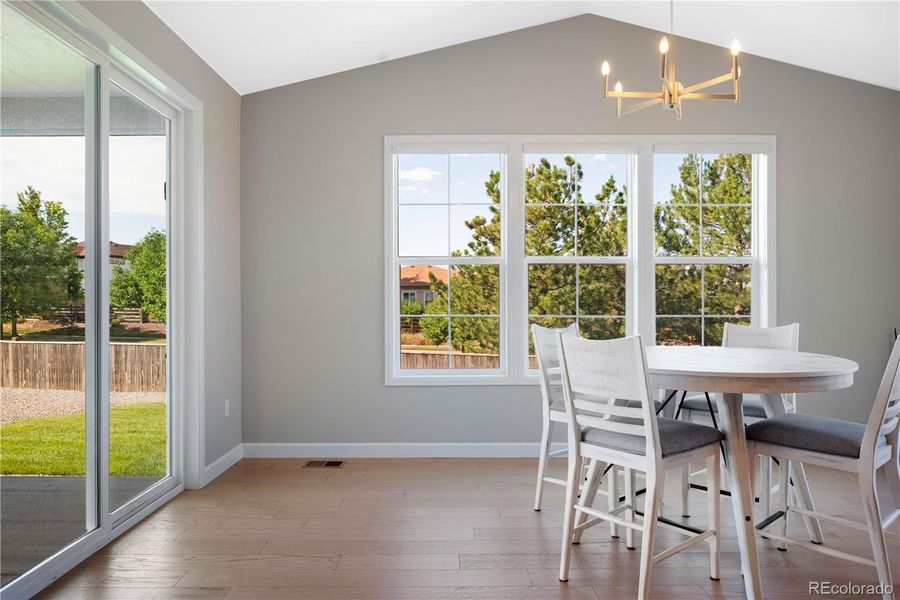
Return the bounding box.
[747,335,900,600]
[678,322,800,518]
[532,322,581,511]
[556,333,723,599]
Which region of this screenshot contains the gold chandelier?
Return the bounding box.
[601,0,742,120]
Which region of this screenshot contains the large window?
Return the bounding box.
[385,137,773,384]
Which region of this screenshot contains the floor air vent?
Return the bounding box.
[303,460,345,468]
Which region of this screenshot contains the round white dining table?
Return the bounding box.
[644,345,859,600]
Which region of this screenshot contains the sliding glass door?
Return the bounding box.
[107,81,171,514]
[1,1,178,589]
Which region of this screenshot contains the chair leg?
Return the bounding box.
[860,470,894,600]
[707,454,721,581]
[759,456,772,519]
[638,469,664,600]
[790,461,825,544]
[882,430,900,508]
[625,467,636,550]
[608,465,619,539]
[558,452,582,582]
[777,458,790,551]
[681,462,691,518]
[573,458,603,544]
[534,415,552,511]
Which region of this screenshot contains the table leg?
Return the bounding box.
[662,389,678,418]
[760,393,825,544]
[719,393,763,600]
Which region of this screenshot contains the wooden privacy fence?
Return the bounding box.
[1,341,166,392]
[400,349,500,369]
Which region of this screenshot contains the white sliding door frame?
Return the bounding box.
[0,2,204,598]
[105,68,180,528]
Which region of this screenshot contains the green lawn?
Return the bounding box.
[3,323,166,344]
[1,403,166,476]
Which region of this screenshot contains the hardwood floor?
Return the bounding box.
[37,458,898,599]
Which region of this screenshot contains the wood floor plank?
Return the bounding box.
[177,527,475,542]
[38,588,229,600]
[337,555,460,571]
[224,586,599,599]
[176,568,532,588]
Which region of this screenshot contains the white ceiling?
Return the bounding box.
[145,1,900,96]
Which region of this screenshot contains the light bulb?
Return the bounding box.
[614,81,623,93]
[659,36,670,54]
[601,60,610,76]
[730,38,741,56]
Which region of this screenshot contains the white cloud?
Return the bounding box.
[592,154,608,162]
[399,166,443,182]
[399,185,429,195]
[457,181,468,186]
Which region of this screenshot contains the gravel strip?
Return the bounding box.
[1,388,165,424]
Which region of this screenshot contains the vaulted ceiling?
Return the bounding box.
[145,1,900,95]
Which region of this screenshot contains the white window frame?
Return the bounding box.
[385,135,776,386]
[385,139,509,385]
[401,291,418,302]
[1,2,205,599]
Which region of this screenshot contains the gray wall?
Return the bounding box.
[82,1,243,466]
[240,14,899,445]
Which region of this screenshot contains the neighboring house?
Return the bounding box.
[73,241,133,273]
[400,265,447,307]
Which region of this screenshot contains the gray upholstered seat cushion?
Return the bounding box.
[745,414,887,459]
[583,418,724,457]
[680,394,768,418]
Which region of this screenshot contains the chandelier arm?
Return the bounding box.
[620,97,664,116]
[608,91,663,99]
[680,72,734,94]
[680,92,737,100]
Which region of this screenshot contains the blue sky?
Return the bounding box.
[398,152,630,257]
[1,135,167,245]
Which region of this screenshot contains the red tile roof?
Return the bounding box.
[400,265,448,287]
[73,241,133,259]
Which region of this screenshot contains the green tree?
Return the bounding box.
[109,265,142,310]
[413,152,750,353]
[655,153,752,345]
[109,229,167,322]
[421,281,449,347]
[0,187,81,338]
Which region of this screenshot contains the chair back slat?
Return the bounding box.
[532,323,579,411]
[572,398,643,420]
[865,336,900,452]
[557,333,661,461]
[877,357,900,438]
[578,415,647,436]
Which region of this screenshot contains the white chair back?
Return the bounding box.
[864,336,900,455]
[532,323,579,412]
[557,334,661,462]
[723,322,799,351]
[723,322,800,412]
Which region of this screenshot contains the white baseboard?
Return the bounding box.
[200,443,243,487]
[241,442,566,459]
